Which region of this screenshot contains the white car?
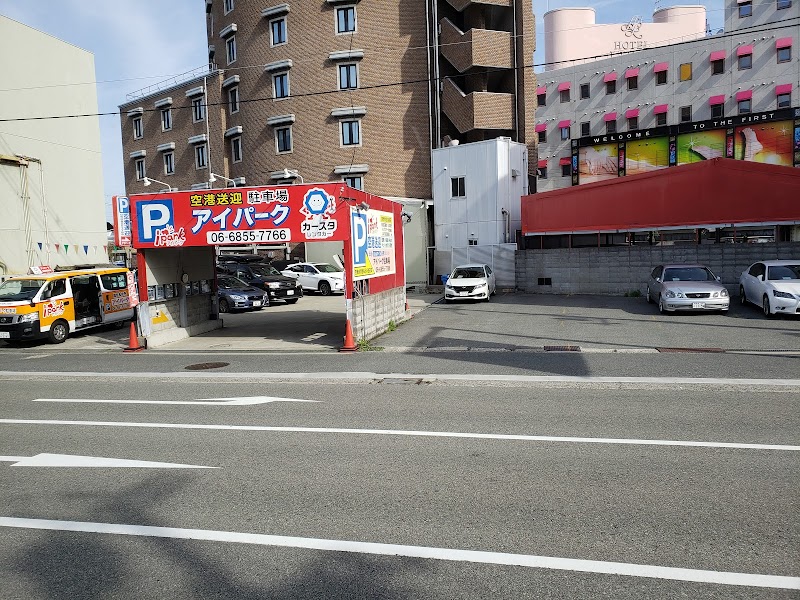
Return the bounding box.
[739,260,800,317]
[280,262,345,296]
[444,264,496,303]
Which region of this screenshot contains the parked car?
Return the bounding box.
[280,262,344,296]
[739,260,800,317]
[646,264,729,313]
[216,275,268,313]
[216,259,302,304]
[443,264,496,303]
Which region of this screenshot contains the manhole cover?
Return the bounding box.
[543,345,581,352]
[184,362,230,370]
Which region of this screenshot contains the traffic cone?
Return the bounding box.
[339,319,357,352]
[123,321,144,352]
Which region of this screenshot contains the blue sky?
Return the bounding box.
[0,1,723,220]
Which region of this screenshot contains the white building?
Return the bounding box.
[0,16,108,277]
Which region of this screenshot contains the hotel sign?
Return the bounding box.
[614,16,648,52]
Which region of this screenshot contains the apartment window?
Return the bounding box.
[738,54,752,70]
[270,17,287,46]
[160,108,172,132]
[338,63,358,90]
[739,1,752,17]
[537,130,547,143]
[712,59,724,75]
[468,239,478,246]
[228,86,240,114]
[777,0,791,9]
[560,89,570,103]
[451,176,465,197]
[580,83,590,99]
[560,125,570,140]
[711,103,724,119]
[538,167,547,179]
[195,144,208,169]
[606,80,616,94]
[628,116,638,131]
[680,105,692,122]
[336,6,356,34]
[132,116,143,140]
[656,112,667,126]
[777,92,791,108]
[231,136,242,163]
[561,163,571,177]
[223,0,234,14]
[679,62,692,81]
[656,70,667,85]
[537,92,546,106]
[163,151,175,175]
[273,72,289,99]
[192,97,205,122]
[135,158,146,181]
[341,120,361,146]
[778,47,791,63]
[606,120,616,134]
[627,76,638,91]
[276,126,292,153]
[580,121,590,137]
[738,99,752,114]
[344,175,363,190]
[226,36,237,64]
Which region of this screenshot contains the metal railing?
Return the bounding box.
[125,63,218,101]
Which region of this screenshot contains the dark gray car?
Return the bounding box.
[646,264,730,314]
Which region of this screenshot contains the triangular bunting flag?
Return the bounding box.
[64,244,69,253]
[103,245,108,251]
[83,245,88,254]
[55,244,60,252]
[38,243,43,250]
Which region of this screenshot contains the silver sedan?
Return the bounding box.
[646,264,730,314]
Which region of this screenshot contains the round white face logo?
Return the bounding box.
[303,190,329,215]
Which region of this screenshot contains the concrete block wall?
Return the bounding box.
[186,294,213,326]
[517,242,800,295]
[148,298,180,333]
[351,287,406,342]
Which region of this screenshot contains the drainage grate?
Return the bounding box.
[379,378,425,385]
[543,345,581,352]
[657,348,724,353]
[185,362,230,370]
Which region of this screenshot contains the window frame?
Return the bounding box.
[606,120,617,134]
[192,97,205,122]
[194,143,208,170]
[680,105,692,123]
[580,121,590,137]
[161,108,172,132]
[679,62,693,81]
[656,112,667,126]
[538,166,547,179]
[777,47,791,63]
[273,72,290,99]
[739,1,752,17]
[132,116,143,140]
[559,89,570,103]
[335,5,357,34]
[276,126,293,154]
[226,35,237,64]
[711,103,724,119]
[738,99,752,115]
[537,92,546,107]
[451,176,466,198]
[344,175,363,190]
[628,116,638,131]
[738,54,752,70]
[605,80,616,94]
[230,135,242,163]
[340,119,361,147]
[777,0,791,9]
[338,63,358,90]
[580,83,590,99]
[135,158,146,181]
[711,59,724,75]
[656,70,667,85]
[561,163,572,177]
[223,0,234,14]
[537,130,547,143]
[627,76,638,91]
[163,151,175,175]
[777,92,791,109]
[270,17,287,46]
[228,86,240,114]
[560,125,570,141]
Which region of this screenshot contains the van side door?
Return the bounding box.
[100,271,134,323]
[38,278,74,332]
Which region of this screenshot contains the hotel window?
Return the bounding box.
[712,58,724,75]
[161,108,172,131]
[344,175,363,190]
[560,88,570,103]
[627,76,638,91]
[192,97,205,122]
[228,86,240,114]
[451,176,465,198]
[226,36,237,64]
[135,158,146,181]
[561,163,571,177]
[230,136,242,163]
[341,119,361,146]
[738,54,752,70]
[195,144,207,169]
[656,70,667,85]
[338,63,358,90]
[605,80,616,94]
[778,46,791,63]
[580,83,590,99]
[223,0,234,14]
[580,121,590,137]
[656,112,667,126]
[276,126,292,153]
[336,6,356,34]
[270,18,286,46]
[606,120,616,134]
[738,99,751,114]
[680,105,692,122]
[132,116,143,139]
[537,92,546,106]
[711,103,724,119]
[538,166,547,179]
[777,0,791,9]
[273,72,289,99]
[628,116,638,131]
[679,62,692,81]
[163,151,175,175]
[537,129,547,143]
[777,92,791,108]
[739,1,752,16]
[560,125,570,141]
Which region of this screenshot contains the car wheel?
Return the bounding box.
[646,286,652,304]
[739,286,747,306]
[763,295,773,318]
[319,281,332,296]
[48,319,69,344]
[658,296,666,314]
[219,298,230,314]
[285,299,299,304]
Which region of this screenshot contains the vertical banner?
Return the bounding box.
[350,208,396,281]
[617,143,626,177]
[113,195,132,247]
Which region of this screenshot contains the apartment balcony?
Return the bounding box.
[442,78,514,134]
[445,0,512,12]
[439,18,513,73]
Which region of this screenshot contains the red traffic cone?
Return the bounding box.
[339,319,357,352]
[123,321,144,352]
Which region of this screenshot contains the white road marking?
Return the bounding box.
[301,333,327,341]
[0,517,796,589]
[0,420,797,451]
[20,354,54,360]
[0,453,216,468]
[33,396,320,406]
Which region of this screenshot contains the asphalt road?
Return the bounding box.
[1,375,798,599]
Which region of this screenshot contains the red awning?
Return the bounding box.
[557,82,571,92]
[776,37,793,49]
[625,109,639,118]
[537,159,548,168]
[653,104,669,115]
[624,68,639,79]
[558,120,572,128]
[536,86,547,95]
[736,44,753,56]
[776,83,793,95]
[709,50,726,62]
[709,95,725,106]
[735,90,752,101]
[603,112,617,122]
[535,123,547,133]
[653,62,669,73]
[603,72,617,83]
[559,157,571,166]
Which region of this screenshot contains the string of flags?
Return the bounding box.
[36,243,109,254]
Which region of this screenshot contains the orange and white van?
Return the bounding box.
[0,266,136,344]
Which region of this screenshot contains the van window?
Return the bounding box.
[101,273,127,290]
[41,279,67,300]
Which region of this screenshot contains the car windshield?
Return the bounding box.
[218,276,249,289]
[249,265,281,277]
[662,267,716,282]
[767,265,800,281]
[314,264,341,273]
[452,267,485,279]
[0,279,44,301]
